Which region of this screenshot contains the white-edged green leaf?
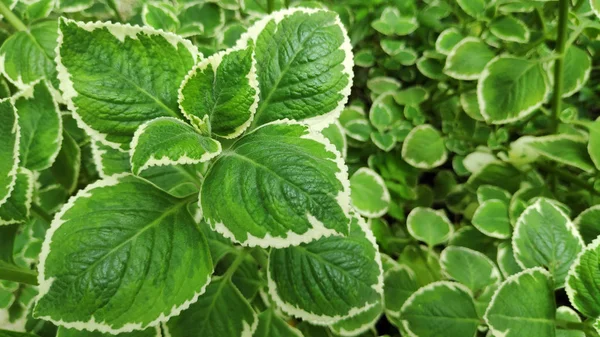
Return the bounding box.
[50,130,80,194]
[526,134,595,173]
[513,198,584,288]
[236,8,353,130]
[441,246,501,292]
[129,117,221,175]
[56,18,199,150]
[402,124,447,169]
[0,21,58,92]
[164,277,258,337]
[372,7,418,36]
[383,265,419,320]
[574,205,600,244]
[472,200,512,239]
[497,241,523,278]
[0,169,34,226]
[371,131,396,152]
[562,46,592,98]
[344,119,372,142]
[400,281,479,337]
[416,56,446,80]
[178,45,259,139]
[556,306,585,337]
[330,300,382,337]
[321,121,347,158]
[354,49,375,68]
[565,237,600,320]
[267,213,383,325]
[484,268,555,337]
[142,2,179,32]
[91,140,131,178]
[200,120,350,248]
[478,56,550,124]
[444,37,495,80]
[435,28,464,55]
[56,326,161,337]
[34,174,213,334]
[350,168,390,218]
[370,92,402,131]
[477,185,511,204]
[13,80,62,171]
[253,308,302,337]
[457,0,487,18]
[489,16,530,43]
[393,86,428,106]
[367,77,401,96]
[460,91,484,121]
[467,161,523,193]
[0,99,19,208]
[407,207,454,246]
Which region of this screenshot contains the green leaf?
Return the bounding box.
[383,265,419,320]
[526,134,595,173]
[350,168,390,218]
[398,245,442,286]
[406,207,453,246]
[0,21,58,92]
[497,241,523,278]
[236,8,353,129]
[574,205,600,244]
[371,131,396,152]
[556,306,585,337]
[562,46,592,98]
[0,99,19,208]
[400,282,479,337]
[435,28,464,55]
[129,117,221,175]
[58,0,93,12]
[366,77,401,96]
[467,161,523,193]
[201,121,350,248]
[513,198,584,288]
[34,175,213,333]
[592,0,600,18]
[440,246,501,293]
[178,45,259,138]
[472,200,512,239]
[91,140,131,178]
[416,56,446,80]
[444,37,495,80]
[484,268,556,337]
[372,7,418,36]
[478,56,550,124]
[354,49,375,68]
[565,237,600,321]
[56,18,199,150]
[50,131,80,194]
[254,308,303,337]
[267,214,383,325]
[321,121,347,158]
[401,125,447,169]
[457,0,487,18]
[330,300,382,336]
[0,169,33,226]
[460,91,484,121]
[164,277,258,337]
[0,330,39,337]
[477,185,511,204]
[56,326,160,337]
[370,92,402,131]
[23,0,54,21]
[489,16,530,43]
[142,2,179,32]
[13,81,62,171]
[393,86,429,106]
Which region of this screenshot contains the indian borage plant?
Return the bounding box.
[0,3,389,337]
[334,0,600,336]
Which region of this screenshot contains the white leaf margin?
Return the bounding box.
[401,124,448,169]
[406,207,454,246]
[55,17,201,150]
[444,37,491,81]
[34,173,212,334]
[350,167,390,218]
[235,7,354,131]
[0,98,20,208]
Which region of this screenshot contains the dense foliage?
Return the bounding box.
[0,0,600,337]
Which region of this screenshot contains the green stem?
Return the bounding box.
[538,164,600,197]
[223,249,249,280]
[556,319,598,336]
[550,0,570,133]
[250,247,269,270]
[0,263,38,285]
[31,203,53,224]
[106,0,124,22]
[0,1,26,32]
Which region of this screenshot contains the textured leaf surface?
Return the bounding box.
[0,100,19,208]
[56,19,199,150]
[178,46,258,138]
[574,205,600,244]
[383,265,419,319]
[472,200,512,239]
[485,268,555,337]
[350,168,390,218]
[34,175,213,333]
[441,246,501,293]
[566,237,600,319]
[526,135,595,173]
[130,117,221,175]
[330,300,382,337]
[444,37,495,80]
[50,131,80,194]
[236,8,353,129]
[0,169,33,226]
[254,308,303,337]
[165,278,257,337]
[406,207,453,246]
[479,56,550,124]
[57,326,160,337]
[267,214,383,325]
[201,121,350,248]
[14,81,62,171]
[513,198,583,288]
[400,282,479,337]
[402,125,447,169]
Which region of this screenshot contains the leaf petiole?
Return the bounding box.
[0,1,26,32]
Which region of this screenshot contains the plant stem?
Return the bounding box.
[0,263,38,285]
[0,1,26,32]
[550,0,570,133]
[223,249,248,280]
[538,164,600,197]
[250,247,268,270]
[31,203,53,224]
[556,319,599,336]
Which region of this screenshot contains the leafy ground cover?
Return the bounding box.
[0,0,599,337]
